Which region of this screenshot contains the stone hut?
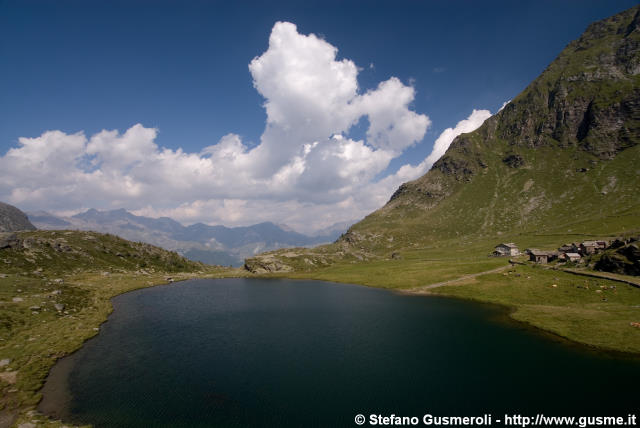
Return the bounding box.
[529,250,551,264]
[558,244,578,254]
[595,240,608,250]
[494,243,520,257]
[580,241,598,255]
[564,252,581,262]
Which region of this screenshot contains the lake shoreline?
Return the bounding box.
[24,264,640,427]
[36,277,640,427]
[1,268,244,428]
[271,260,640,355]
[402,287,640,361]
[302,274,640,359]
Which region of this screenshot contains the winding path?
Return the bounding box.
[557,267,640,288]
[408,264,512,293]
[406,263,640,294]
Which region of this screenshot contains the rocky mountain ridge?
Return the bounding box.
[0,202,36,233]
[341,4,640,248]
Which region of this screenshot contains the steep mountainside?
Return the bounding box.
[339,5,640,253]
[246,6,640,272]
[0,202,36,232]
[30,209,347,266]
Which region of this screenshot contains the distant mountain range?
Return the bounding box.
[27,208,348,266]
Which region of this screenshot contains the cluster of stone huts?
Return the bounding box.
[493,240,610,264]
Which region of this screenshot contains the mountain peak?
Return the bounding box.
[0,202,37,232]
[339,5,640,250]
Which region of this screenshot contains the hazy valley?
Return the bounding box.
[28,209,348,267]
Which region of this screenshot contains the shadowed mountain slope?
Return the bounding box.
[246,6,640,272]
[340,5,640,253]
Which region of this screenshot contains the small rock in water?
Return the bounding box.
[0,358,10,367]
[51,289,62,295]
[17,423,36,428]
[12,297,23,302]
[29,306,41,311]
[54,303,65,311]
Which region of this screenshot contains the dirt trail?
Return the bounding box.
[406,262,640,294]
[557,268,640,288]
[407,264,511,293]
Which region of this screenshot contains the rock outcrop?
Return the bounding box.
[244,254,294,274]
[0,232,21,249]
[595,237,640,276]
[495,7,640,159]
[0,202,36,232]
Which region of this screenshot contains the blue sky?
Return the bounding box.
[0,0,637,232]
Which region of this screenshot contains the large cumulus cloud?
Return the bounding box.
[0,22,492,233]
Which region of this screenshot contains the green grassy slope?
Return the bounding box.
[346,144,639,253]
[1,230,201,276]
[427,263,640,354]
[0,230,241,427]
[342,5,640,252]
[245,6,640,355]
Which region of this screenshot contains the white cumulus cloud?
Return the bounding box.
[0,21,495,234]
[423,108,492,168]
[246,21,430,177]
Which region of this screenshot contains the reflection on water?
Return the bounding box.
[40,278,640,427]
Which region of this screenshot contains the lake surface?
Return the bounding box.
[40,278,639,427]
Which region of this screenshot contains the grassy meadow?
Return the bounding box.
[0,230,245,427]
[426,264,640,354]
[274,228,640,355]
[2,227,639,426]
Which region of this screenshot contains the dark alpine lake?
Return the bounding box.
[40,278,639,427]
